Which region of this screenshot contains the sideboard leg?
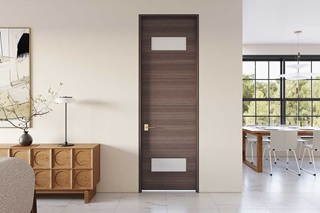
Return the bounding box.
[84,187,96,203]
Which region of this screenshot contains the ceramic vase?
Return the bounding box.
[19,131,33,146]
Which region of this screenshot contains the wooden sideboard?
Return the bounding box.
[0,143,100,203]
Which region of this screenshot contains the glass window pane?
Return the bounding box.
[243,80,254,98]
[243,101,255,116]
[256,80,268,98]
[312,80,320,98]
[299,101,311,116]
[313,62,320,80]
[300,117,311,126]
[270,101,280,116]
[286,101,298,116]
[256,101,268,116]
[313,101,320,116]
[243,62,255,79]
[286,117,298,125]
[269,80,280,98]
[313,117,320,126]
[270,117,281,125]
[298,80,311,98]
[256,117,268,125]
[285,80,298,98]
[269,62,281,79]
[256,62,268,79]
[243,117,255,126]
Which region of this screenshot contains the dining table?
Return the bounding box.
[242,126,315,172]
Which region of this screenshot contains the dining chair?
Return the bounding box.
[297,137,309,160]
[246,134,275,164]
[262,129,309,163]
[263,129,300,176]
[300,129,320,176]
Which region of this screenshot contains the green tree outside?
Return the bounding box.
[243,75,320,126]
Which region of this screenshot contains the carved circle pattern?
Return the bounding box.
[54,151,70,166]
[75,151,90,167]
[54,171,69,186]
[12,151,24,159]
[35,171,48,187]
[75,171,90,187]
[34,151,47,166]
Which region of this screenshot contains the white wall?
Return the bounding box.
[0,0,242,192]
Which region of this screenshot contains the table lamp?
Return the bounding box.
[55,96,76,147]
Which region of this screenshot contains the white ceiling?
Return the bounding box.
[243,0,320,44]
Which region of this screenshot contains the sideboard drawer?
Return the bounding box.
[74,169,92,189]
[53,169,72,189]
[11,149,30,163]
[53,149,72,169]
[32,149,51,169]
[34,169,51,189]
[74,149,92,169]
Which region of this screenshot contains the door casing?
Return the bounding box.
[139,14,199,192]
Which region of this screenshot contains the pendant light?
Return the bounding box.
[279,30,320,80]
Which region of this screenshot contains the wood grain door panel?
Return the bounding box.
[140,15,198,191]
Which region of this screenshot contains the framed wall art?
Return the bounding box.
[0,28,31,128]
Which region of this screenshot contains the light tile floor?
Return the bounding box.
[37,157,320,213]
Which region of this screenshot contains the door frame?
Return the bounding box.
[138,14,199,192]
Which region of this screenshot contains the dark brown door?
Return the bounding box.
[139,15,199,191]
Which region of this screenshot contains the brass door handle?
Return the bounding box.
[144,124,156,132]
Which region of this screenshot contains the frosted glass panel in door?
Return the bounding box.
[151,37,187,50]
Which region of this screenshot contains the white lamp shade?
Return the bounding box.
[55,96,76,104]
[278,72,320,80]
[286,74,311,80]
[287,63,309,69]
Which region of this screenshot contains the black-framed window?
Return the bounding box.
[243,55,320,126]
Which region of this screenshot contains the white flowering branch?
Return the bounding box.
[0,79,63,131]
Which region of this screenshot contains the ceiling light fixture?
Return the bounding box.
[279,30,320,80]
